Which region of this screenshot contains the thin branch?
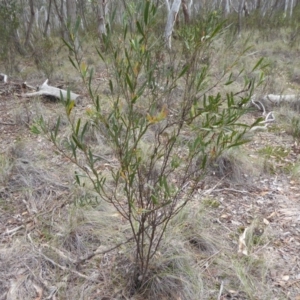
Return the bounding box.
[217,281,224,300]
[0,121,16,126]
[75,235,135,265]
[39,251,93,281]
[1,225,24,236]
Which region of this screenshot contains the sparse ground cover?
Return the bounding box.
[1,20,300,300]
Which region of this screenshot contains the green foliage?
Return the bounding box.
[291,116,300,140]
[31,37,58,79]
[258,145,289,161]
[0,1,20,72]
[33,3,265,295]
[258,145,292,174]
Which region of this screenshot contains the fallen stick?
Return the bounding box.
[22,79,80,102]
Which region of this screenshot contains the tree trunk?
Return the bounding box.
[165,0,182,50]
[77,0,88,30]
[24,0,35,47]
[182,0,190,23]
[66,0,76,27]
[44,0,52,37]
[97,0,107,40]
[238,0,246,36]
[53,0,67,39]
[66,0,79,51]
[223,0,230,16]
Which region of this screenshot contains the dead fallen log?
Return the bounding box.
[263,94,300,105]
[251,94,300,116]
[22,79,80,102]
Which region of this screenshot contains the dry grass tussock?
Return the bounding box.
[0,155,277,300]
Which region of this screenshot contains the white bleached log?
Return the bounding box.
[22,79,80,102]
[262,94,300,105]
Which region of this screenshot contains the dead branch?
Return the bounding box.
[41,243,77,264]
[22,79,80,102]
[263,94,300,105]
[1,225,25,236]
[27,233,98,282]
[38,250,93,281]
[250,111,275,132]
[0,121,16,126]
[76,236,135,265]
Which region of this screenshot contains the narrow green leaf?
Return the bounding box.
[74,16,81,35]
[80,122,88,142]
[88,148,94,168]
[72,135,84,150]
[252,57,264,72]
[30,125,41,135]
[162,176,170,196]
[201,154,207,169]
[66,100,75,116]
[136,21,145,37]
[70,140,77,159]
[178,64,189,78]
[125,73,134,93]
[124,23,128,40]
[96,95,100,112]
[75,118,81,135]
[96,47,105,61]
[209,21,225,39]
[88,67,94,87]
[228,139,249,148]
[62,38,74,53]
[68,56,78,71]
[144,0,150,25]
[54,116,61,139]
[225,80,234,85]
[109,80,113,93]
[151,194,158,205]
[75,172,80,185]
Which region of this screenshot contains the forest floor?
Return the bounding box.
[0,28,300,300]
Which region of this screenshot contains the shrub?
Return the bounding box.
[32,3,264,295]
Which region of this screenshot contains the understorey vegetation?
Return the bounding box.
[1,1,300,300]
[32,3,265,296]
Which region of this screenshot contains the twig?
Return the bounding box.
[250,112,275,132]
[217,280,224,300]
[198,250,221,269]
[23,81,37,90]
[92,154,116,164]
[215,218,233,233]
[27,233,98,282]
[0,121,16,125]
[39,251,94,281]
[213,188,251,194]
[76,236,135,265]
[287,279,300,287]
[41,243,77,264]
[202,176,227,196]
[1,225,24,236]
[251,97,266,115]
